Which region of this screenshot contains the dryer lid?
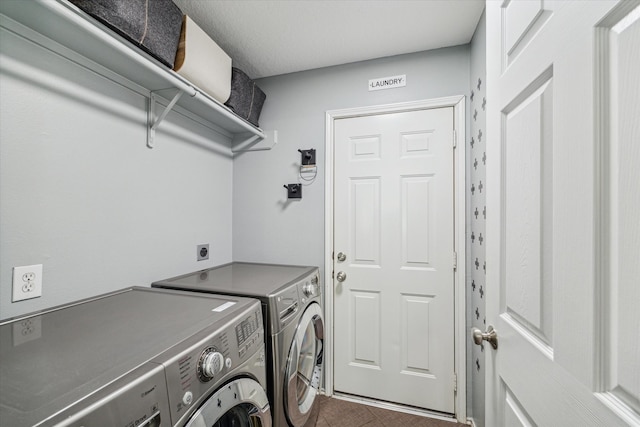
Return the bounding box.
[153,262,317,297]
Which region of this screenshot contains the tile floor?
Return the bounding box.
[313,395,468,427]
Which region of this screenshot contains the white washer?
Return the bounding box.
[0,287,271,427]
[153,262,324,427]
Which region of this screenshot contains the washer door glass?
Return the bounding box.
[211,404,252,426]
[185,378,271,427]
[284,302,324,426]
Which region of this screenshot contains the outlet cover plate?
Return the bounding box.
[197,244,209,261]
[12,264,43,302]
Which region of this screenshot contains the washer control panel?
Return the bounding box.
[269,269,321,333]
[235,311,261,358]
[159,303,264,426]
[301,271,321,298]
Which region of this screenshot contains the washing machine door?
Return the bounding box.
[284,302,324,426]
[185,377,271,427]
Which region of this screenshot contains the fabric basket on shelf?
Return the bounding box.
[69,0,183,68]
[225,67,267,127]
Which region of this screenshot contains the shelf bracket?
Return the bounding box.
[147,89,184,148]
[232,130,278,153]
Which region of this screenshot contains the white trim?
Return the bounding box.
[323,107,336,399]
[453,96,467,423]
[324,96,467,422]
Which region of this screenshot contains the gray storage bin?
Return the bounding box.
[69,0,183,68]
[225,68,267,127]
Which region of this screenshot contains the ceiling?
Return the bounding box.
[171,0,485,79]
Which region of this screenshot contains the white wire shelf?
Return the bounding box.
[0,0,270,150]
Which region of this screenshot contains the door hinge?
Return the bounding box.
[453,130,457,149]
[453,373,458,392]
[453,251,458,270]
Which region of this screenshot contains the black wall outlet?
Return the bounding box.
[197,244,209,261]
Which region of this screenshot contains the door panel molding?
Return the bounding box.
[594,2,640,421]
[324,96,466,422]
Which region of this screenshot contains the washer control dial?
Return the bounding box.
[303,274,320,297]
[197,347,224,382]
[302,282,315,297]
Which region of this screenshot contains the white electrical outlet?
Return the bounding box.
[12,264,43,302]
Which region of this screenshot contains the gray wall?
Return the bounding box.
[233,46,470,278]
[2,24,479,416]
[233,45,471,417]
[0,25,234,320]
[468,10,487,427]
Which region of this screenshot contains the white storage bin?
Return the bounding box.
[174,16,231,103]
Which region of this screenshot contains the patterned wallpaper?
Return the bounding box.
[469,73,487,425]
[470,75,487,361]
[468,11,486,425]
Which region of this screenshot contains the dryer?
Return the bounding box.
[153,262,324,427]
[0,287,271,427]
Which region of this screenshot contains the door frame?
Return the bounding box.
[323,96,467,422]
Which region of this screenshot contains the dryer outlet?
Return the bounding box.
[197,244,210,261]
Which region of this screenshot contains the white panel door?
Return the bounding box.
[333,108,455,413]
[486,0,640,425]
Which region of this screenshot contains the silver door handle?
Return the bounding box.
[472,325,498,350]
[336,271,347,282]
[337,252,347,262]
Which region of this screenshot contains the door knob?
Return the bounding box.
[336,252,347,262]
[336,271,347,282]
[472,325,498,349]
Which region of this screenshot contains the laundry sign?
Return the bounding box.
[368,74,406,91]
